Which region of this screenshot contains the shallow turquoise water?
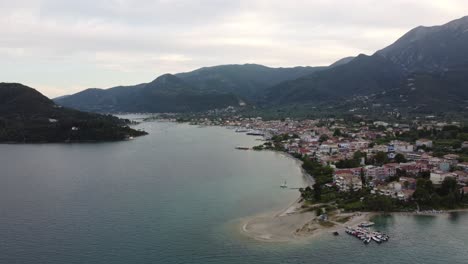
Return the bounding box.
[0,121,467,264]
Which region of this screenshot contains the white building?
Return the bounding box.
[416,139,433,148]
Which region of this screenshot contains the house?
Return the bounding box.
[374,121,389,127]
[416,139,433,148]
[334,171,362,191]
[443,154,460,166]
[402,189,415,200]
[365,166,388,181]
[391,140,414,153]
[457,162,468,172]
[374,145,389,153]
[452,171,468,184]
[383,163,399,177]
[399,162,427,175]
[399,177,417,190]
[374,184,394,197]
[430,171,456,185]
[388,182,402,193]
[462,141,468,149]
[439,162,451,172]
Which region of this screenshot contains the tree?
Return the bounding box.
[316,207,323,216]
[396,168,407,177]
[374,151,388,166]
[413,178,432,204]
[418,170,431,179]
[319,134,329,143]
[439,177,458,196]
[360,168,366,186]
[333,129,342,137]
[353,151,366,165]
[313,183,322,201]
[365,195,394,212]
[394,153,407,163]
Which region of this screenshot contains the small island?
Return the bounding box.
[0,83,147,143]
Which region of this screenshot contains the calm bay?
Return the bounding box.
[0,120,467,264]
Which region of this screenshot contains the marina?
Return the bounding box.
[345,224,390,245]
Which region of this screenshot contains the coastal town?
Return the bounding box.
[189,116,468,201]
[140,112,468,243]
[174,115,468,243]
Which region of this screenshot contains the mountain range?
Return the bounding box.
[55,64,326,113]
[55,16,468,116]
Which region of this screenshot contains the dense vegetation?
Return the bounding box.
[413,177,466,210]
[56,65,326,113]
[0,83,147,143]
[175,64,325,101]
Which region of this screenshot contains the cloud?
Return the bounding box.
[0,0,467,97]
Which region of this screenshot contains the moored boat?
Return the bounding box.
[235,146,250,150]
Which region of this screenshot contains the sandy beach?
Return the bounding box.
[240,199,468,243]
[240,198,375,243]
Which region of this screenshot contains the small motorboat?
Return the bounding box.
[280,181,288,188]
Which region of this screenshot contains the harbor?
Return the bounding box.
[345,223,390,245]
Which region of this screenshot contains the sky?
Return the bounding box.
[1,0,467,98]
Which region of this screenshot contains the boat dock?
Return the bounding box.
[345,225,390,245]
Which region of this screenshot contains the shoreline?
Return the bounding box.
[239,200,376,243]
[240,205,468,243]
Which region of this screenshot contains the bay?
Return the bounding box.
[0,120,467,264]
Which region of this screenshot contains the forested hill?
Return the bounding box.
[0,83,147,143]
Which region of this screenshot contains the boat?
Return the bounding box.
[280,181,288,188]
[246,131,265,136]
[235,129,249,133]
[372,236,382,243]
[364,237,371,244]
[359,222,375,228]
[235,146,250,150]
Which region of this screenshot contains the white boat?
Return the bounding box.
[280,181,288,188]
[359,222,375,228]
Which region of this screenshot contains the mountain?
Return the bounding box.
[329,56,355,67]
[264,54,405,105]
[55,64,325,113]
[175,64,325,101]
[377,16,468,73]
[55,16,468,116]
[263,16,468,114]
[0,83,146,143]
[55,74,241,113]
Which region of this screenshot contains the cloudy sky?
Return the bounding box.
[1,0,467,97]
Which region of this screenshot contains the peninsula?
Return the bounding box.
[0,83,147,143]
